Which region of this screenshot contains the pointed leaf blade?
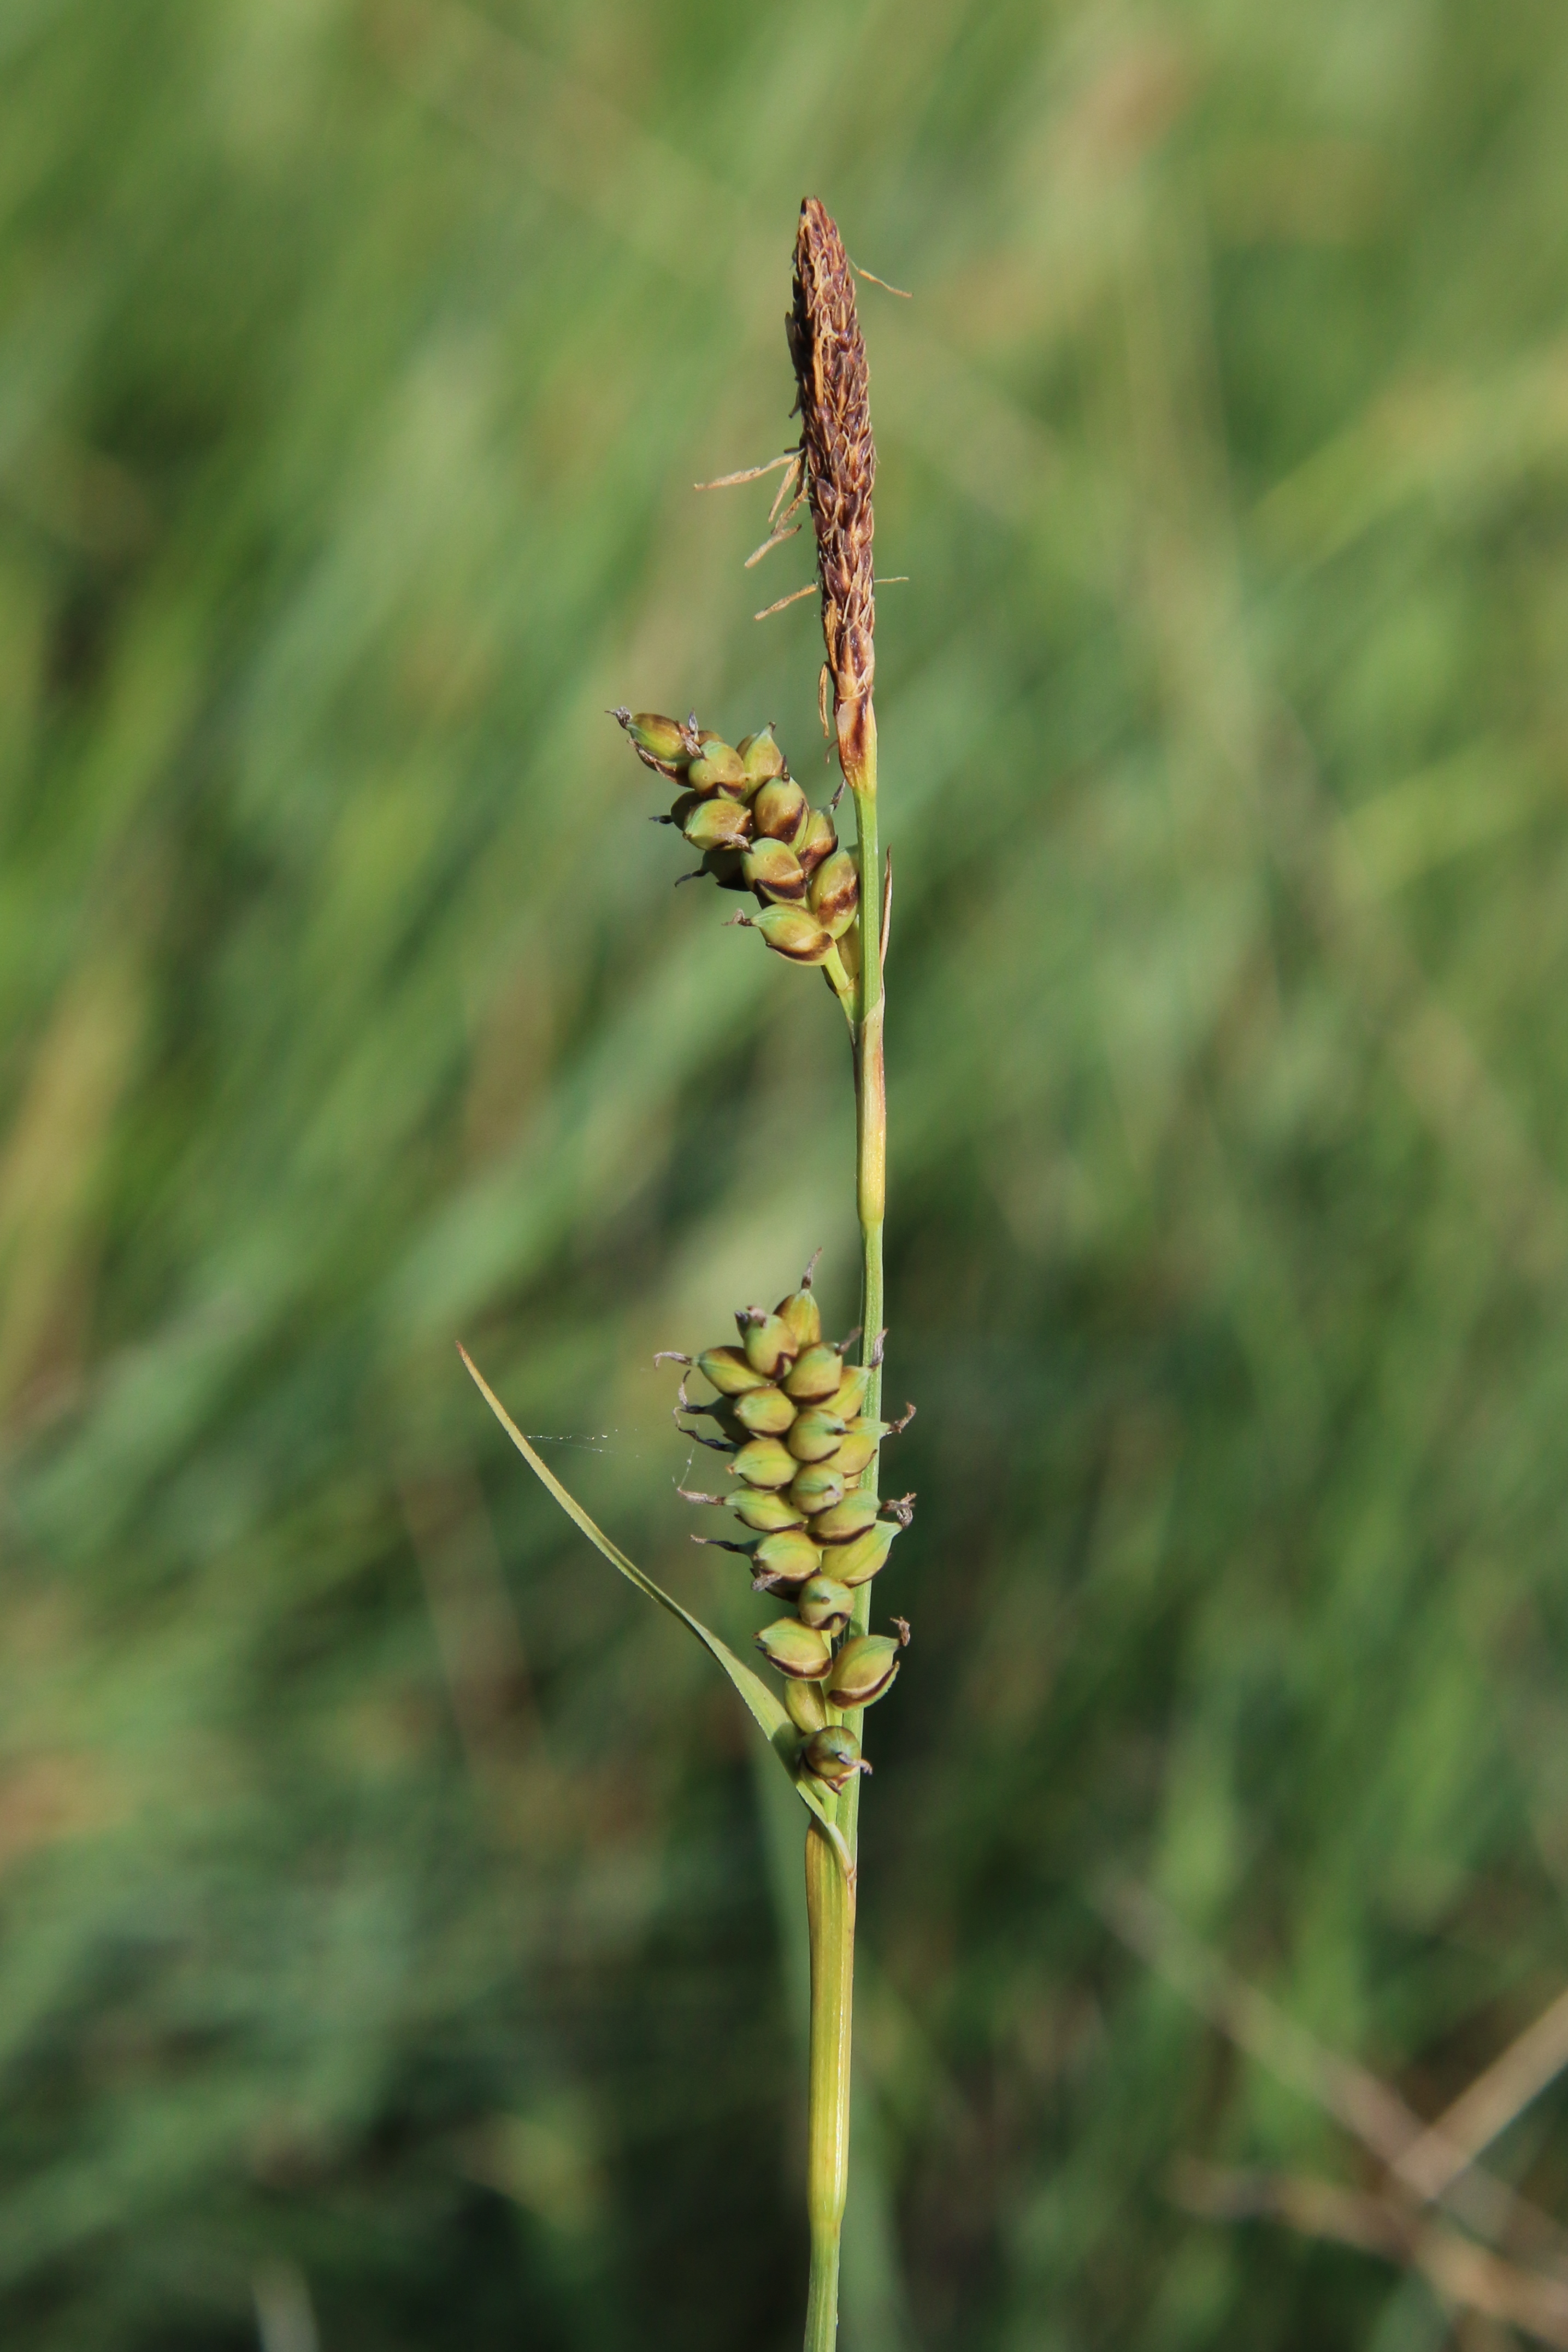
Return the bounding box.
[458,1345,847,1857]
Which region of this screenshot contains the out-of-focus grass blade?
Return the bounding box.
[457,1343,850,1866]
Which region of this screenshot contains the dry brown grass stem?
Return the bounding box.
[1175,2164,1568,2349]
[1101,1879,1568,2262]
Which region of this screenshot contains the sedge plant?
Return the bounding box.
[461,199,905,2352]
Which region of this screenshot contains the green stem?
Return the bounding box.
[803,703,883,2352]
[845,700,885,1812]
[803,1814,854,2352]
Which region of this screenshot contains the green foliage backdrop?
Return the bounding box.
[5,1,1568,2345]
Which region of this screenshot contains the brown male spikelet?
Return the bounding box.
[788,199,876,782]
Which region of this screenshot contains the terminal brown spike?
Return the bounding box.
[788,199,876,781]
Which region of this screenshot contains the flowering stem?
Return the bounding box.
[844,705,885,1809]
[803,704,882,2352]
[804,1810,854,2352]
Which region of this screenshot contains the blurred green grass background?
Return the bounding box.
[6,0,1568,2345]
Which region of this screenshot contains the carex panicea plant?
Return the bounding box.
[461,199,903,2352]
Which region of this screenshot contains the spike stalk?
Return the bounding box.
[804,1809,855,2351]
[802,707,882,2352]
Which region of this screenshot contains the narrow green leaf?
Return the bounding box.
[458,1344,851,1867]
